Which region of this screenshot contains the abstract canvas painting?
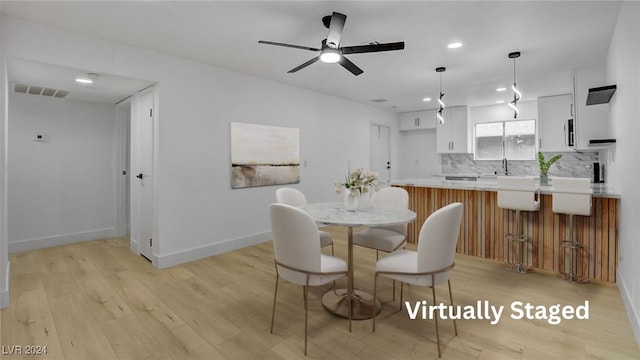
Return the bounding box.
[230,122,300,189]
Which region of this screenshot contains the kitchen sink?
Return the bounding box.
[444,175,477,181]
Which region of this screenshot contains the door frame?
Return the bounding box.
[370,124,391,182]
[115,85,159,266]
[114,98,131,239]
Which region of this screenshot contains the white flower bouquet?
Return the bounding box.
[334,168,379,197]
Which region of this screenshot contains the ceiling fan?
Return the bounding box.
[258,12,405,76]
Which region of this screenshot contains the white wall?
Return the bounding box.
[396,130,439,179]
[0,4,9,309]
[0,15,398,269]
[469,100,538,125]
[7,93,116,252]
[605,1,640,344]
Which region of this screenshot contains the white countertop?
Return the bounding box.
[390,178,620,198]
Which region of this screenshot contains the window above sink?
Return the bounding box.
[475,119,536,160]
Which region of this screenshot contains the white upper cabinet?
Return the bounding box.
[436,106,469,153]
[537,94,575,152]
[573,66,610,150]
[398,110,437,131]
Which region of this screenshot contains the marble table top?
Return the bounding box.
[305,202,417,227]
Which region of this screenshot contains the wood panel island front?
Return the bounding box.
[391,180,620,282]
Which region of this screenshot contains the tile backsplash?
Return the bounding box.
[440,151,601,179]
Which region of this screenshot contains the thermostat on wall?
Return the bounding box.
[34,133,46,142]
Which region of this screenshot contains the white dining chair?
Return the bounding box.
[275,187,334,255]
[269,203,348,356]
[353,187,409,259]
[372,202,463,358]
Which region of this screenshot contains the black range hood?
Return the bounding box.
[586,85,617,105]
[588,139,616,146]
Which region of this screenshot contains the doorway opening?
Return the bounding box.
[370,124,391,182]
[6,58,156,261]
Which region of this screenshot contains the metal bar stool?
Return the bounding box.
[551,177,592,284]
[497,176,540,273]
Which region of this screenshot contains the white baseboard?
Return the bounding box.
[155,231,272,269]
[8,228,115,253]
[129,237,139,254]
[128,237,159,266]
[618,271,640,346]
[0,261,10,309]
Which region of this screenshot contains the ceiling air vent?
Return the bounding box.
[13,83,70,99]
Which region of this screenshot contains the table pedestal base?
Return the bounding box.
[322,288,381,320]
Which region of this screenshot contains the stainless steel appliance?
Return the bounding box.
[567,119,575,147]
[593,162,605,183]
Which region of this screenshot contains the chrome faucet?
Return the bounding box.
[501,158,509,175]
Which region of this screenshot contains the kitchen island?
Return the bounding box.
[391,179,620,282]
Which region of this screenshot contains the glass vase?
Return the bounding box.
[343,191,359,211]
[540,173,549,186]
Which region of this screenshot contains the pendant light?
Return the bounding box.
[507,52,521,119]
[436,67,446,124]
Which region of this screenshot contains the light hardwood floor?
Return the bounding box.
[1,227,639,359]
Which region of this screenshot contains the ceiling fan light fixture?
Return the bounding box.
[320,48,341,63]
[259,12,404,76]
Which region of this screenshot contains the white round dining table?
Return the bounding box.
[304,202,416,328]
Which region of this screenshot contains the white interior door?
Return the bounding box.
[133,90,155,261]
[370,125,391,182]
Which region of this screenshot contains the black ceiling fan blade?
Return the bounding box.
[258,40,320,52]
[287,56,320,73]
[341,41,405,55]
[325,12,346,48]
[339,56,363,76]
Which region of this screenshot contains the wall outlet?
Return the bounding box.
[34,133,45,142]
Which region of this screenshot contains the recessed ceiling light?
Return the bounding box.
[75,77,93,84]
[423,97,432,102]
[496,87,507,92]
[447,42,463,49]
[496,100,505,104]
[76,72,99,85]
